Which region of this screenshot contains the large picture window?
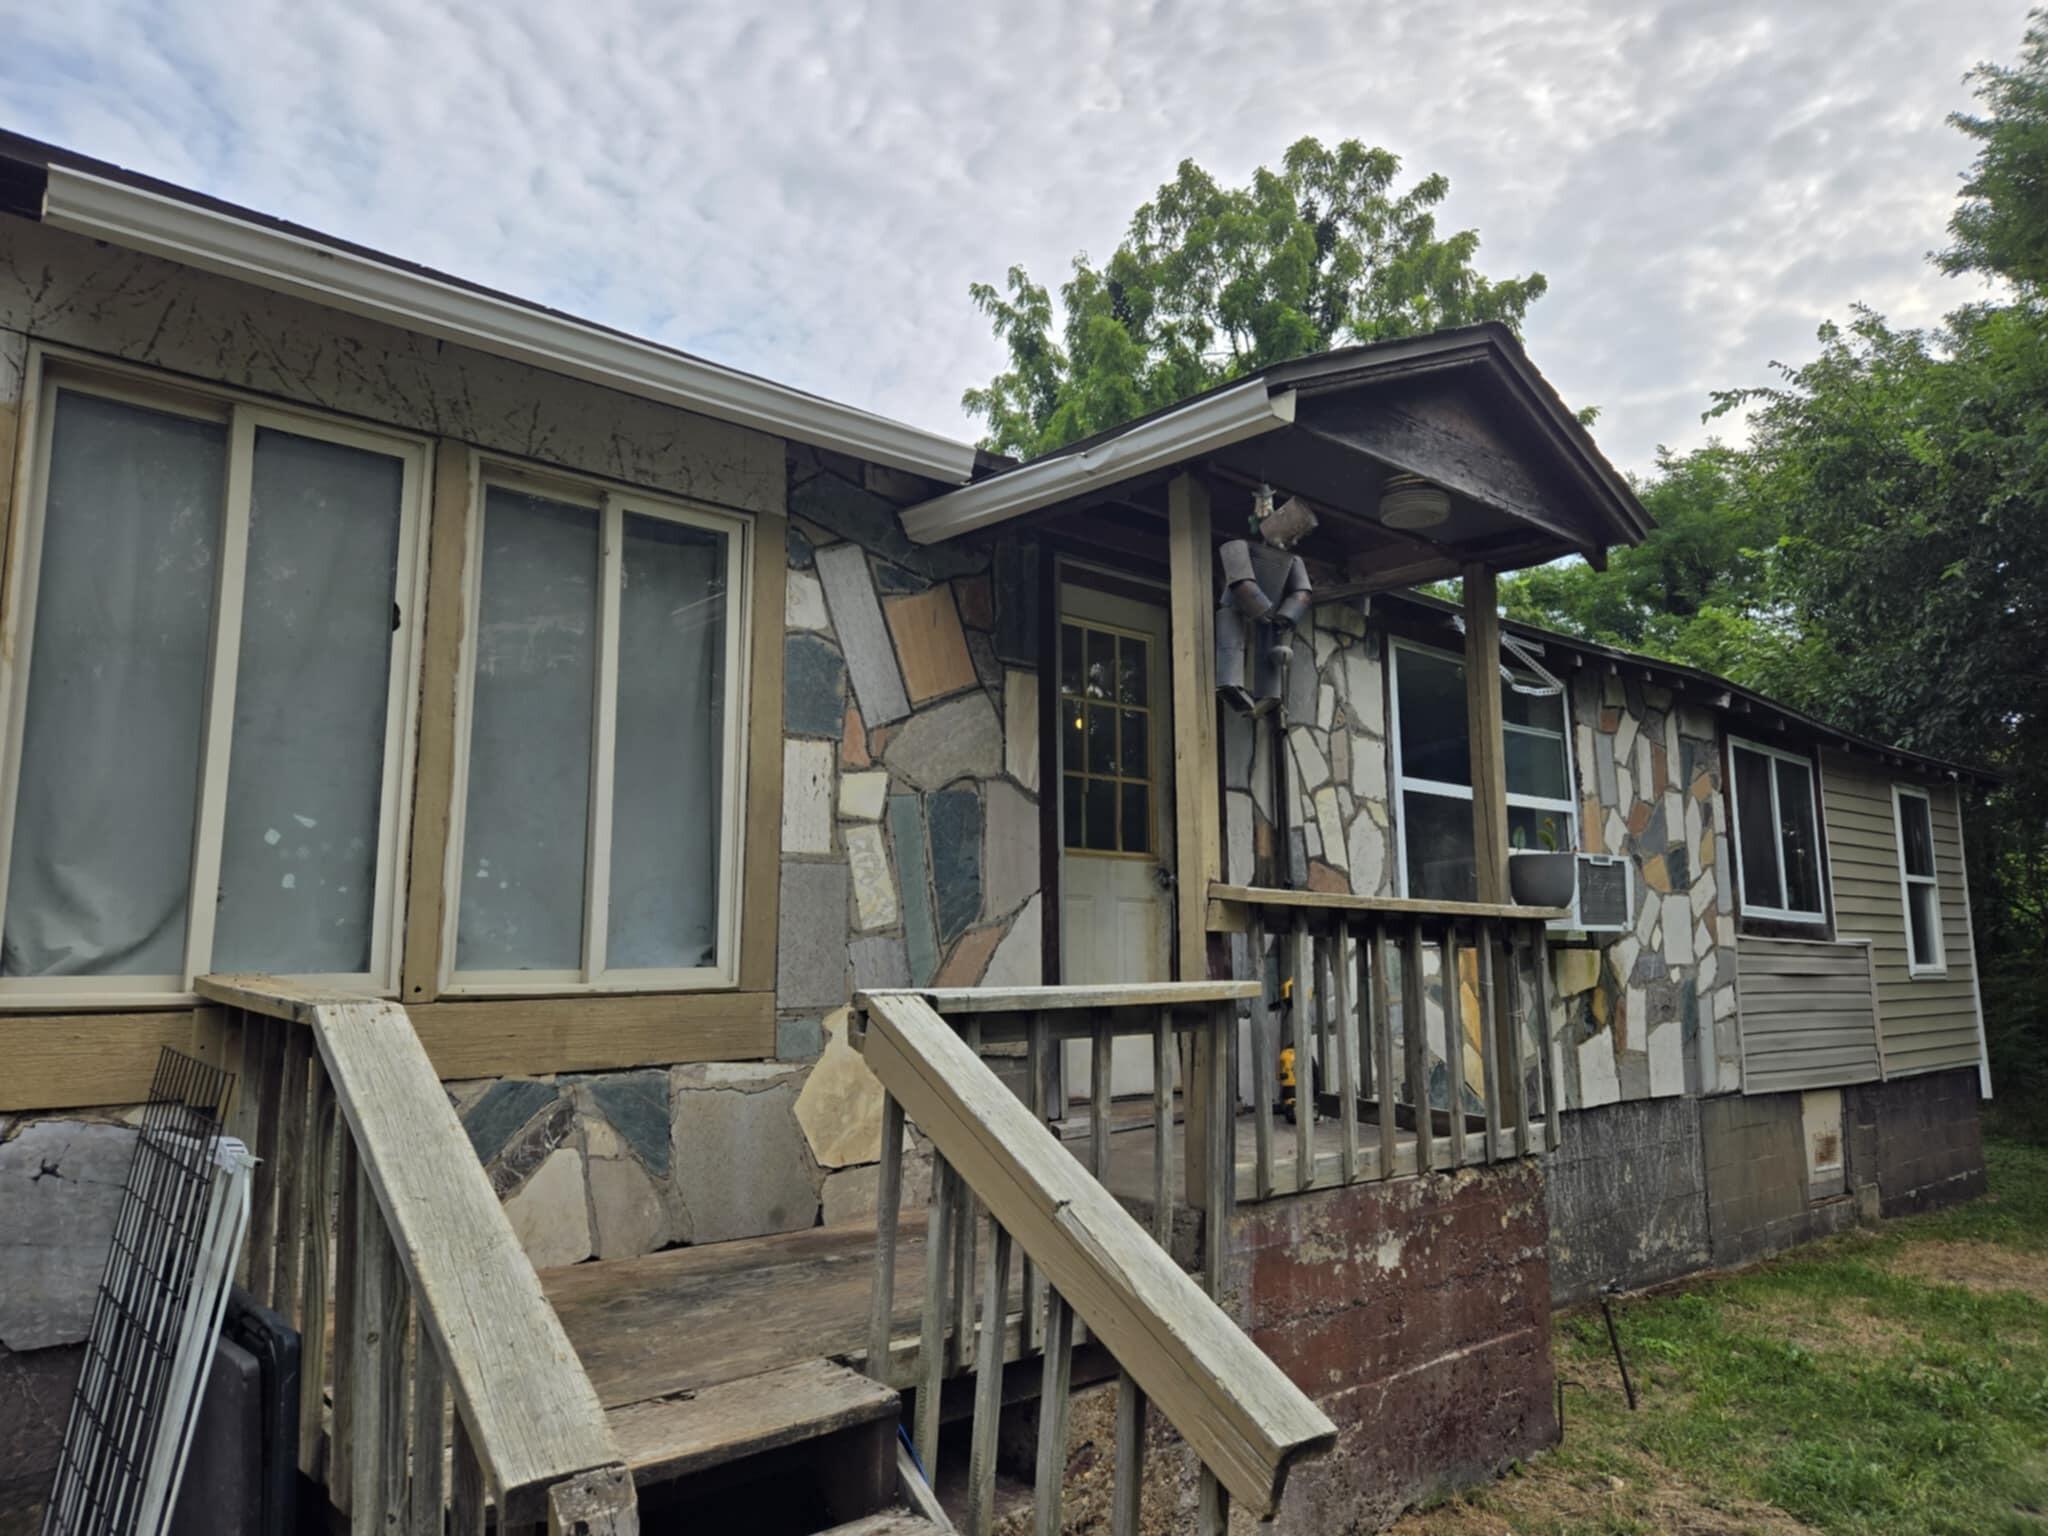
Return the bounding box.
[445,472,748,992]
[1390,641,1577,902]
[1726,737,1826,923]
[1892,786,1945,975]
[0,370,427,1001]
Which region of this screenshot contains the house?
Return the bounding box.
[0,131,1990,1535]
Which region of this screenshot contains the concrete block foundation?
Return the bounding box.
[1545,1096,1710,1305]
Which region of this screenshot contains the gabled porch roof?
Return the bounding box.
[902,324,1653,586]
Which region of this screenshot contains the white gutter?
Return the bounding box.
[39,167,979,483]
[899,378,1298,544]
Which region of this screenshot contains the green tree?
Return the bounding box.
[963,138,1548,458]
[1943,9,2048,294]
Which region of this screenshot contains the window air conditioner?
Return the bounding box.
[1575,854,1632,932]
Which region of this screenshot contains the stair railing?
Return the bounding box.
[855,984,1335,1535]
[195,975,636,1536]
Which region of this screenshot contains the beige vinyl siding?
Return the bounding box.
[1735,936,1882,1093]
[1818,752,1982,1077]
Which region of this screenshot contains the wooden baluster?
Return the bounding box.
[1204,1003,1232,1297]
[965,1223,1015,1536]
[1477,920,1504,1161]
[248,1016,285,1306]
[408,1330,447,1536]
[1247,919,1277,1202]
[351,1162,410,1534]
[449,1409,486,1536]
[1506,929,1532,1157]
[1023,1011,1049,1353]
[1111,1371,1147,1536]
[1401,919,1433,1174]
[1331,921,1360,1185]
[1528,928,1559,1151]
[1032,1290,1076,1536]
[330,1130,361,1512]
[913,1154,953,1474]
[951,1022,982,1374]
[1199,1466,1230,1535]
[298,1080,338,1480]
[1290,913,1314,1192]
[1441,927,1469,1170]
[1090,1018,1113,1179]
[1371,922,1396,1180]
[866,1092,906,1383]
[1151,1009,1174,1247]
[271,1026,312,1324]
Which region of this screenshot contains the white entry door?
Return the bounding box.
[1058,576,1174,1098]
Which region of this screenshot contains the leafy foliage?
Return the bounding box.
[962,138,1547,459]
[1943,9,2048,294]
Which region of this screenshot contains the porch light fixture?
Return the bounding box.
[1378,473,1451,530]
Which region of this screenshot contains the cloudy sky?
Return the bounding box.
[0,0,2029,475]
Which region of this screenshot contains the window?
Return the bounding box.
[1893,786,1945,975]
[1059,619,1154,855]
[446,472,748,991]
[1390,641,1576,902]
[0,371,426,1001]
[1726,737,1826,923]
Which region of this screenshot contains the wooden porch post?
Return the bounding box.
[1169,472,1222,1210]
[1168,472,1220,978]
[1463,564,1510,905]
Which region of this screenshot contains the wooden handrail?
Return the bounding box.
[1208,881,1570,925]
[857,989,1336,1518]
[197,975,632,1533]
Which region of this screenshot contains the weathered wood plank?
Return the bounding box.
[1440,929,1467,1170]
[1463,567,1510,907]
[739,511,790,995]
[1090,1026,1113,1179]
[1331,924,1359,1184]
[545,1464,637,1535]
[854,993,1337,1515]
[913,1156,952,1474]
[272,1026,313,1322]
[298,1078,337,1480]
[450,1411,487,1536]
[604,1360,895,1487]
[1151,1012,1174,1247]
[1208,884,1566,924]
[248,1017,287,1309]
[1371,924,1396,1179]
[330,1130,361,1512]
[409,1335,448,1536]
[1168,472,1221,981]
[1290,917,1314,1194]
[1477,928,1503,1156]
[1033,1292,1076,1536]
[1112,1372,1147,1536]
[878,981,1258,1015]
[865,1093,906,1382]
[350,1163,409,1535]
[966,1224,1014,1536]
[1247,921,1276,1203]
[1400,921,1432,1170]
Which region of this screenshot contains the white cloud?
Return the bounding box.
[0,0,2024,473]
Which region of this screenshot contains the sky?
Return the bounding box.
[0,0,2030,477]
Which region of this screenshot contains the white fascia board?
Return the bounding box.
[899,379,1299,544]
[41,167,978,484]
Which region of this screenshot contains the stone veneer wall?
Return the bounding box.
[1556,671,1740,1110]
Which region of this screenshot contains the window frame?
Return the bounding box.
[0,352,432,1007]
[1891,783,1947,978]
[1725,734,1829,926]
[440,459,753,997]
[1388,637,1579,901]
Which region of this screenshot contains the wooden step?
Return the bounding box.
[814,1515,948,1536]
[605,1358,899,1488]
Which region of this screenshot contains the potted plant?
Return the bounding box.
[1507,817,1576,908]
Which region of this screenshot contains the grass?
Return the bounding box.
[1400,1141,2048,1536]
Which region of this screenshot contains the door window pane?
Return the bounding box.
[1117,636,1148,705]
[1899,795,1934,877]
[1120,783,1151,854]
[607,514,727,970]
[1906,882,1939,969]
[1732,747,1783,911]
[1775,758,1822,915]
[1083,778,1117,852]
[1403,792,1477,903]
[214,429,404,973]
[3,393,226,976]
[1396,649,1470,785]
[456,488,599,970]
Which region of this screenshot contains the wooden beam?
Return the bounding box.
[1205,885,1565,924]
[1463,566,1510,906]
[859,991,1335,1517]
[1167,472,1221,980]
[400,439,475,1004]
[0,1008,228,1111]
[877,981,1257,1015]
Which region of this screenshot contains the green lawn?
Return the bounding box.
[1408,1141,2048,1536]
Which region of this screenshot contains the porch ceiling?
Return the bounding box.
[901,325,1653,592]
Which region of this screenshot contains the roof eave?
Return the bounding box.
[30,163,979,484]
